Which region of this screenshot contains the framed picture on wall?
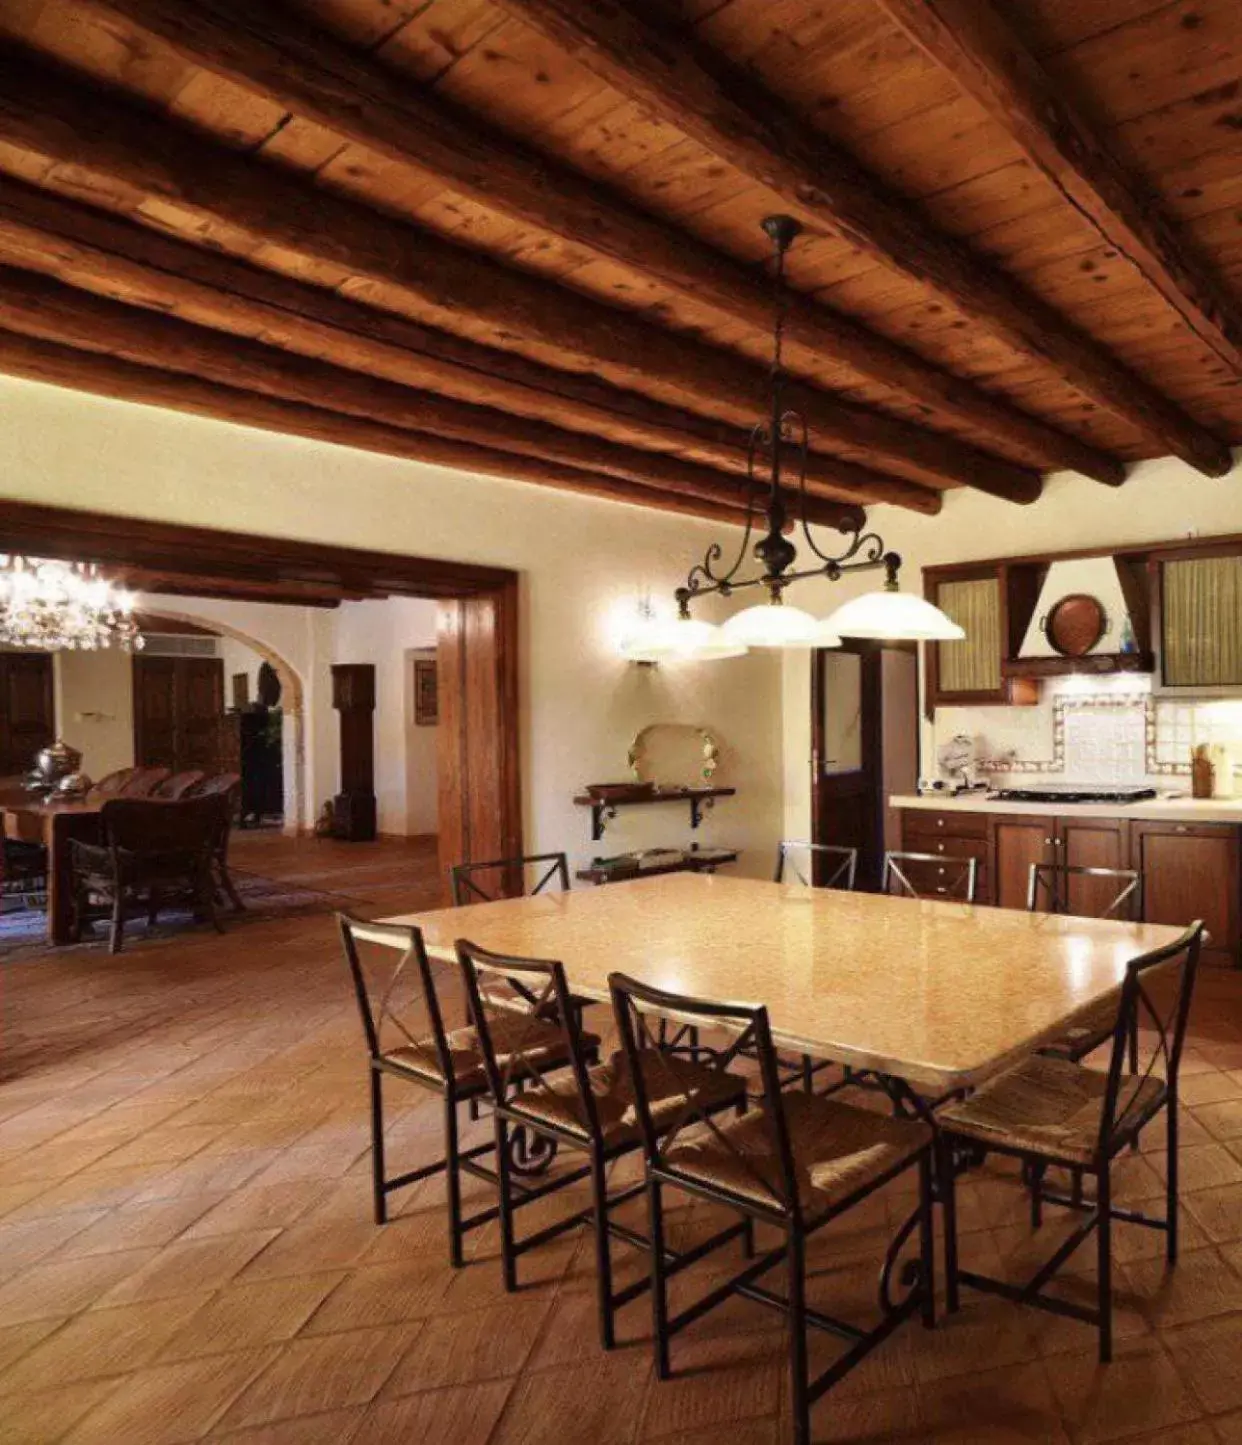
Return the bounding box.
[414,659,438,726]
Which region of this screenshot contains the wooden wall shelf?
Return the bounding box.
[1001,652,1154,679]
[573,786,736,841]
[575,848,738,885]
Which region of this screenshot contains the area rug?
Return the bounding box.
[0,869,366,963]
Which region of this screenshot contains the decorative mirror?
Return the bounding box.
[627,723,720,789]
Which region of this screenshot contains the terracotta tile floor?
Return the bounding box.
[2,834,1242,1443]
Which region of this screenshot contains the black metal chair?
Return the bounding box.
[459,940,748,1349]
[610,972,935,1445]
[338,914,596,1266]
[1,814,47,911]
[937,921,1203,1363]
[1028,863,1143,1069]
[882,849,978,903]
[450,851,570,906]
[775,840,858,890]
[68,796,224,953]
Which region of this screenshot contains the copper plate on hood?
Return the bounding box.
[1043,594,1106,656]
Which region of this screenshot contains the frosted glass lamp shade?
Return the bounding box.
[720,602,823,648]
[824,589,965,641]
[620,614,748,661]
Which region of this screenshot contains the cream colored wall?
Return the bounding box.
[781,452,1242,840]
[217,635,265,708]
[0,375,785,877]
[53,648,134,781]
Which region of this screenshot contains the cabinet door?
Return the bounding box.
[132,657,178,769]
[1057,817,1133,917]
[0,653,54,775]
[928,573,1005,704]
[1131,823,1239,965]
[992,815,1055,911]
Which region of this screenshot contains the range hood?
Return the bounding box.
[1004,555,1154,677]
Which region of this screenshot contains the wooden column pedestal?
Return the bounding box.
[331,663,376,842]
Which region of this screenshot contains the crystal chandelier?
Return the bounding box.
[632,215,964,659]
[0,555,142,652]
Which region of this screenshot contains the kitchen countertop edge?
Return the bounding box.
[891,793,1242,824]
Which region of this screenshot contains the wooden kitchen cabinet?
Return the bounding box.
[991,815,1054,911]
[1131,821,1239,966]
[922,563,1041,711]
[901,807,991,902]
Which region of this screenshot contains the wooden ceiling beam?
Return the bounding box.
[78,0,1114,487]
[0,325,841,534]
[0,47,1035,506]
[874,0,1242,380]
[492,0,1232,478]
[0,179,938,514]
[0,265,874,527]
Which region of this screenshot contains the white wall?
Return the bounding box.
[781,452,1242,839]
[0,375,787,877]
[53,648,134,781]
[216,634,266,708]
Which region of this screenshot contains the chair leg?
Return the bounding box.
[219,860,245,912]
[493,1115,518,1292]
[1166,1095,1179,1263]
[369,1068,387,1226]
[648,1176,671,1381]
[918,1150,936,1329]
[147,886,160,927]
[109,892,125,954]
[445,1095,465,1270]
[802,1054,814,1093]
[1128,1014,1139,1075]
[1097,1166,1113,1364]
[938,1134,960,1315]
[1030,1160,1047,1230]
[590,1146,615,1349]
[788,1224,810,1445]
[201,867,224,935]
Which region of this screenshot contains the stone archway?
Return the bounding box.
[139,606,307,834]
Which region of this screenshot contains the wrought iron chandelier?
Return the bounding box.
[623,216,964,660]
[0,555,142,652]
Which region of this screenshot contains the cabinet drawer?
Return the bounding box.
[902,834,989,864]
[902,808,989,841]
[889,853,987,902]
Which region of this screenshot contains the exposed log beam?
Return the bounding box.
[0,178,938,515]
[492,0,1232,478]
[874,0,1242,379]
[0,264,870,529]
[0,47,1038,506]
[80,0,1115,486]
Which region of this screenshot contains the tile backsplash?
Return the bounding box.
[930,676,1242,787]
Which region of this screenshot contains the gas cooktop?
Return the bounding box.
[990,786,1158,805]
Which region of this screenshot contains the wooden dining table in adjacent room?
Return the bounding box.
[0,789,101,945]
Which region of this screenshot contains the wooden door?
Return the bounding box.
[133,655,224,772]
[1131,821,1239,966]
[1057,816,1132,917]
[812,644,882,889]
[436,580,521,901]
[133,656,179,768]
[0,652,54,775]
[992,814,1056,911]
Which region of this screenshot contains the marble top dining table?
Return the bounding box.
[383,873,1185,1094]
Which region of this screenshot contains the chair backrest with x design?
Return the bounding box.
[774,841,858,891]
[450,852,570,907]
[882,849,978,903]
[1027,862,1142,922]
[337,913,453,1078]
[609,971,801,1223]
[1096,921,1203,1160]
[456,939,596,1129]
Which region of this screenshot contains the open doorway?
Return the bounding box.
[811,642,918,891]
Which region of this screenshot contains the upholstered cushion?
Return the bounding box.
[508,1049,747,1147]
[384,1012,597,1093]
[662,1091,930,1215]
[937,1053,1165,1165]
[1037,995,1119,1061]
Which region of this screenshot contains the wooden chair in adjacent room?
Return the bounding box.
[88,767,138,801]
[459,939,748,1349]
[610,971,935,1445]
[151,770,206,800]
[118,766,173,798]
[338,915,595,1267]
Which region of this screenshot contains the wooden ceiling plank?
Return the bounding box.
[0,326,780,532]
[874,0,1242,385]
[0,44,1038,504]
[490,0,1230,477]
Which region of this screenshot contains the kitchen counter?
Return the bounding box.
[891,792,1242,824]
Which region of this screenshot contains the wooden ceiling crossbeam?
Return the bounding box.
[79,0,1117,488]
[492,0,1233,478]
[873,0,1242,378]
[0,264,871,528]
[0,47,1038,507]
[0,179,938,514]
[0,327,790,534]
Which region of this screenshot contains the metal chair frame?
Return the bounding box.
[774,841,858,891]
[610,971,935,1445]
[450,851,570,906]
[939,922,1203,1363]
[882,849,978,903]
[459,940,745,1350]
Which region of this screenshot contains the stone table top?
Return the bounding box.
[384,873,1185,1092]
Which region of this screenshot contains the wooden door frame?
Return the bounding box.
[0,502,522,894]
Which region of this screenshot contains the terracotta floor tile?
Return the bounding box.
[793,1381,922,1443]
[208,1406,366,1445]
[1163,1312,1242,1415]
[1185,1183,1242,1244]
[95,1230,280,1307]
[911,1294,1039,1385]
[235,1221,378,1282]
[916,1359,1067,1444]
[359,1380,514,1445]
[1122,1245,1242,1327]
[640,1327,782,1439]
[1045,1337,1203,1443]
[61,1348,280,1444]
[1151,1143,1242,1195]
[1194,1100,1242,1143]
[492,1354,650,1445]
[1214,1409,1242,1443]
[300,1258,454,1335]
[61,1195,227,1257]
[381,1295,551,1396]
[180,1182,331,1240]
[645,1424,779,1445]
[0,1379,121,1445]
[0,1317,64,1379]
[0,1248,159,1325]
[159,1275,346,1362]
[216,1324,414,1430]
[1180,1072,1242,1108]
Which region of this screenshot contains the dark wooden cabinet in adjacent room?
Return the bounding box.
[133,655,225,773]
[0,651,54,775]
